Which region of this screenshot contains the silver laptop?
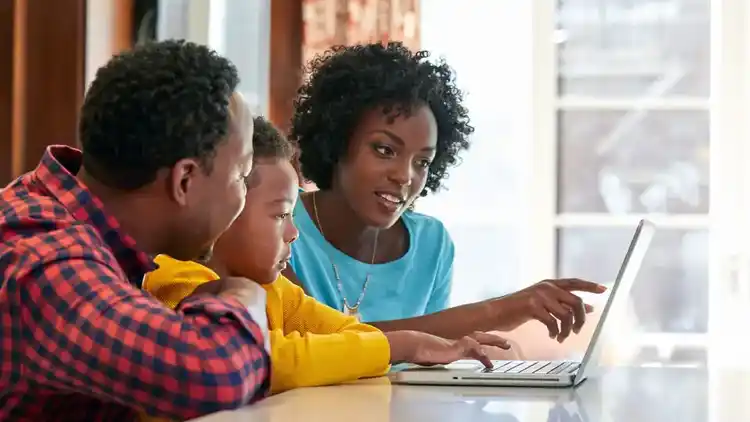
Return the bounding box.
[389,219,655,388]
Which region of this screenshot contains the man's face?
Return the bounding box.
[164,92,254,261]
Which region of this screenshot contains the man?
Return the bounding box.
[0,40,268,421]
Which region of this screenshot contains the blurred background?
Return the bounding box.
[2,0,750,404]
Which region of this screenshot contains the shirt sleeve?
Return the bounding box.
[424,229,455,315]
[269,277,391,393]
[14,251,270,420]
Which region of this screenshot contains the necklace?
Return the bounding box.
[312,191,379,320]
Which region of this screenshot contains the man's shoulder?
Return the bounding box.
[1,182,79,242]
[0,185,117,277]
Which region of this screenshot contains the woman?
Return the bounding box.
[283,42,605,343]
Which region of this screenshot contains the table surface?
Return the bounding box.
[191,366,750,422]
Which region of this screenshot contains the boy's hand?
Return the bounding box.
[384,330,510,368]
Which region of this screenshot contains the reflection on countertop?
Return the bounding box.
[192,366,750,422]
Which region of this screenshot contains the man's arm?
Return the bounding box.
[16,253,270,420]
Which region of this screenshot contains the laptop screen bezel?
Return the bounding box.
[573,219,656,385]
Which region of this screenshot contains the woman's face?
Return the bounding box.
[333,104,438,229]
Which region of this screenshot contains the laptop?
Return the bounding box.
[388,219,655,388]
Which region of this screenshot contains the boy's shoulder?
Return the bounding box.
[151,254,218,277]
[264,274,300,294]
[144,255,219,302]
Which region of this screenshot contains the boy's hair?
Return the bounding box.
[252,116,296,161]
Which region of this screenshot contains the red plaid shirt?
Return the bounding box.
[0,146,270,421]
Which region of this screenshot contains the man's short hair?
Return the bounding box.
[79,39,240,190]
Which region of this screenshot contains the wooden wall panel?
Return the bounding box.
[112,0,134,53]
[0,1,14,184]
[0,0,86,186]
[269,0,303,133]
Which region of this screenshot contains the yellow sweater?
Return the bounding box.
[143,255,391,397]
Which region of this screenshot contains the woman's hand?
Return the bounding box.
[385,330,510,368]
[490,278,606,342]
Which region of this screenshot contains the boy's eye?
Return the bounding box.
[276,212,291,220]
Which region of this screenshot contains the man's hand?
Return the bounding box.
[385,330,510,368]
[188,276,261,309]
[491,279,606,342]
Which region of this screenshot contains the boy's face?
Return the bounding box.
[213,158,299,284]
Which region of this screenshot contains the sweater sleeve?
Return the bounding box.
[269,276,391,393]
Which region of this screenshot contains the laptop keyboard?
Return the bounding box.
[484,360,580,375]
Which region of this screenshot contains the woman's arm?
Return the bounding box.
[282,267,496,338]
[370,299,501,339]
[283,268,605,341]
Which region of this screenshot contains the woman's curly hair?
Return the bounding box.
[291,42,474,197]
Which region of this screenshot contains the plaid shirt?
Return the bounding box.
[0,146,270,421]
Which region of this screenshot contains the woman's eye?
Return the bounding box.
[415,159,431,169]
[374,145,395,156]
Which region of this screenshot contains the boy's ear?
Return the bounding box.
[245,169,262,191]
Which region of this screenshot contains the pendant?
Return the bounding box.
[343,304,361,321]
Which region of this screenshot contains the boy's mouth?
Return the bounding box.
[278,255,291,269]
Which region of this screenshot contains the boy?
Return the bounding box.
[143,116,509,399]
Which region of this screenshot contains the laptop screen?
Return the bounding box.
[574,219,656,384]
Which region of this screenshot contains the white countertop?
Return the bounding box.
[191,366,750,422]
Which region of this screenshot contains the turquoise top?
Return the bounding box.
[289,199,454,322]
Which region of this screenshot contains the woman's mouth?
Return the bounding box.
[375,192,405,212]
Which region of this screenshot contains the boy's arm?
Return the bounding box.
[269,276,391,393]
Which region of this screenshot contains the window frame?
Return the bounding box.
[530,0,750,369]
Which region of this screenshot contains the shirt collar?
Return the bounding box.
[32,145,157,284]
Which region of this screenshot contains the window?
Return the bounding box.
[418,0,534,304]
[156,0,270,114]
[554,0,711,368]
[421,0,750,372]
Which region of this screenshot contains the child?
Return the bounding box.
[142,116,508,415]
